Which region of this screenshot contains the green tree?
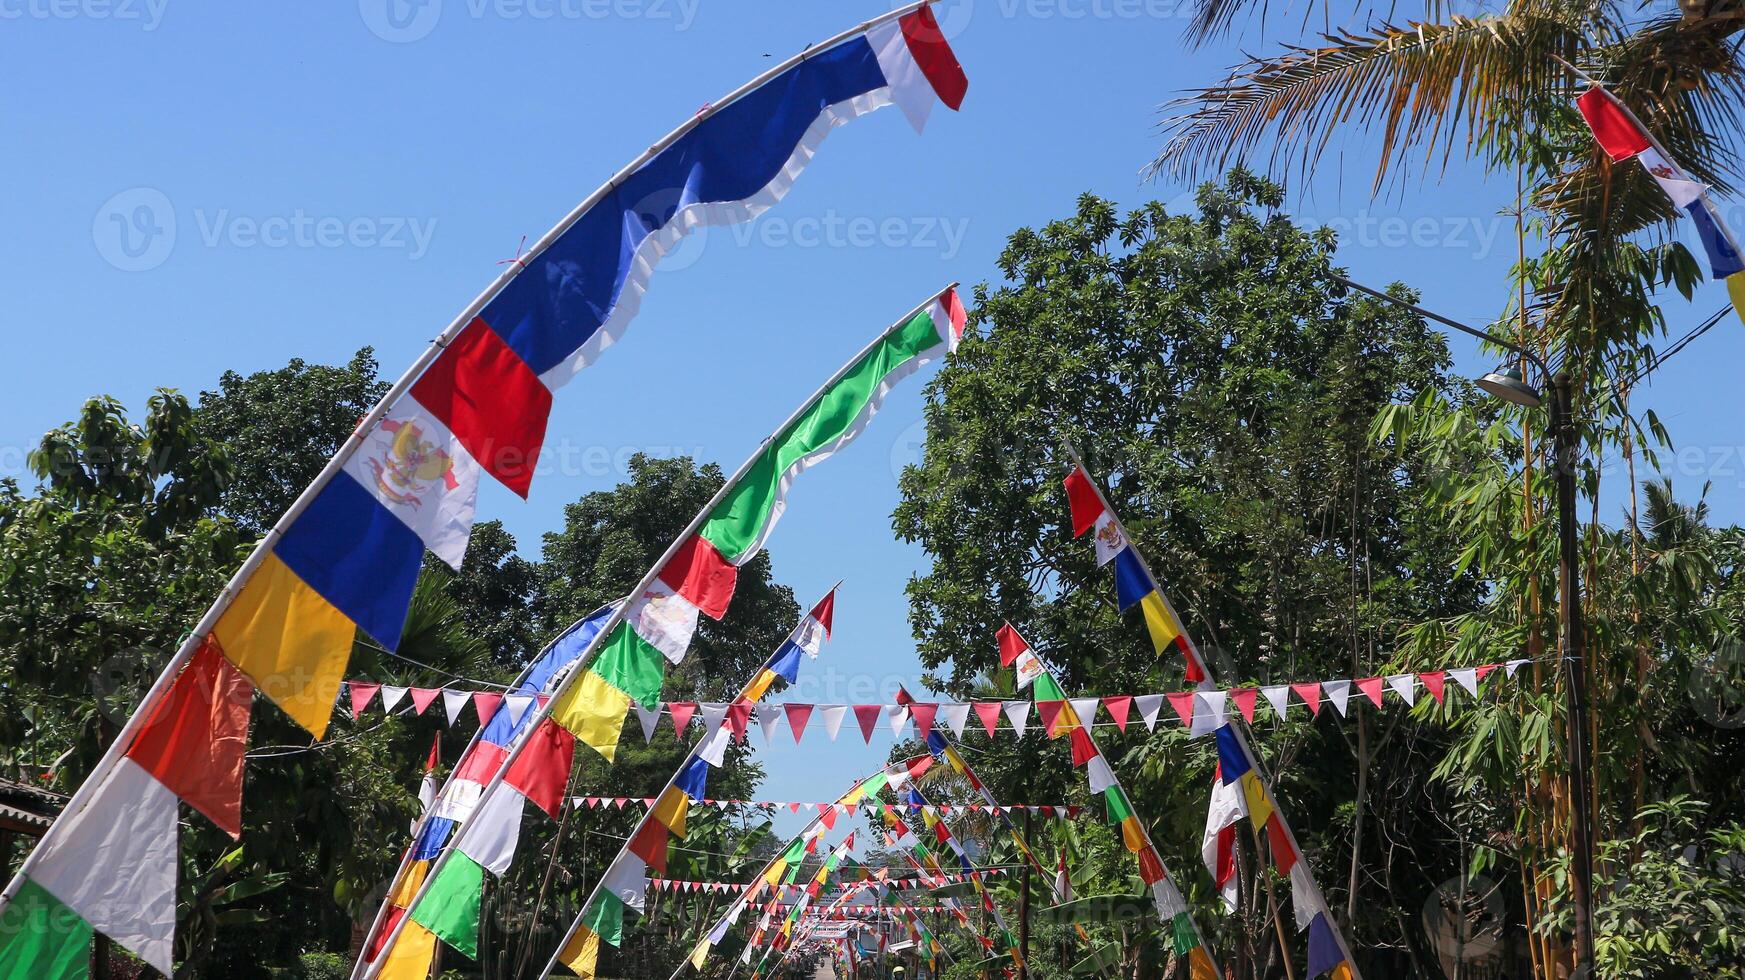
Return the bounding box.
[193,349,388,534]
[893,178,1492,975]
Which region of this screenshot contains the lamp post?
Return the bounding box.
[1331,275,1597,972]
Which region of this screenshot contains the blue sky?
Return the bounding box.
[4,1,1742,841]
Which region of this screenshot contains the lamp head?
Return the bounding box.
[1477,365,1543,407]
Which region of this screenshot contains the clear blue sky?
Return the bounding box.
[4,1,1741,838]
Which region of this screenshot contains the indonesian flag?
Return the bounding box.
[995,622,1045,690]
[1054,847,1073,904]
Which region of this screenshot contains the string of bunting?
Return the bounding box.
[572,797,1082,818]
[343,659,1528,738]
[647,868,1009,894]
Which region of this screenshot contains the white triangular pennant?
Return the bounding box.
[1386,674,1417,706]
[1002,701,1029,738]
[636,703,662,743]
[755,704,784,742]
[1322,680,1351,717]
[939,703,970,739]
[380,686,408,714]
[1450,668,1479,697]
[1190,691,1226,737]
[886,704,910,738]
[504,693,536,727]
[1261,685,1291,719]
[820,704,847,741]
[1134,694,1164,731]
[443,689,470,726]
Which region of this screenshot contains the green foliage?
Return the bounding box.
[894,175,1485,971]
[192,348,388,533]
[1590,798,1745,979]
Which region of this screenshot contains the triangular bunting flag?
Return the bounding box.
[853,705,882,743]
[1386,674,1417,706]
[1102,695,1132,732]
[474,692,503,727]
[785,703,813,744]
[348,681,380,718]
[1002,701,1030,737]
[636,703,662,743]
[1231,688,1258,724]
[1290,682,1321,717]
[821,704,847,741]
[1322,680,1351,717]
[669,701,698,736]
[973,701,1002,736]
[1355,677,1384,708]
[410,687,440,715]
[939,702,970,738]
[1134,694,1164,731]
[1421,671,1447,704]
[442,688,470,725]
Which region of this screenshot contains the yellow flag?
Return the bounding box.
[377,921,438,980]
[651,786,690,838]
[550,670,633,762]
[743,668,779,702]
[558,926,601,979]
[688,939,710,970]
[214,553,355,738]
[1188,946,1219,980]
[1729,271,1745,326]
[1139,592,1182,654]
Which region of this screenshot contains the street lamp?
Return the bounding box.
[1331,275,1597,972]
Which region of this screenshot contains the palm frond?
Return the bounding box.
[1152,12,1587,188]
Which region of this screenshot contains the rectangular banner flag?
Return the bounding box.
[0,6,968,974]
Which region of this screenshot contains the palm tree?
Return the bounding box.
[1153,0,1745,381]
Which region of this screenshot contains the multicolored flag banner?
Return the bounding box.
[358,603,617,971]
[670,758,936,980]
[997,622,1221,980]
[1062,442,1362,979]
[1574,83,1745,324]
[372,588,836,980]
[0,6,967,974]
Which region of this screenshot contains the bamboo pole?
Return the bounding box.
[1057,436,1367,979]
[1,0,940,938]
[366,284,952,979]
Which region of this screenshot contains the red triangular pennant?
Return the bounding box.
[1167,692,1196,727]
[1102,695,1132,732]
[784,703,813,743]
[669,701,698,735]
[1355,676,1385,707]
[1231,688,1259,724]
[473,692,503,726]
[1036,700,1066,737]
[853,705,881,743]
[1290,682,1322,717]
[1421,671,1447,704]
[347,681,380,718]
[726,701,752,741]
[973,701,1002,736]
[409,688,440,715]
[908,702,939,736]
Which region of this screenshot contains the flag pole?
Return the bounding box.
[1056,435,1366,979]
[528,583,840,977]
[352,601,622,974]
[668,766,894,980]
[0,0,944,929]
[2,0,942,930]
[368,285,957,978]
